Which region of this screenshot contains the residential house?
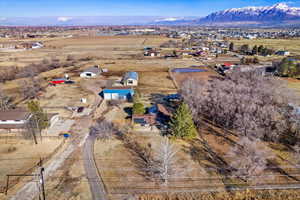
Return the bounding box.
[102,87,134,101]
[0,110,59,133]
[80,65,102,78]
[122,71,138,86]
[0,110,32,133]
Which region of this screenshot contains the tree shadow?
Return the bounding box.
[183,138,235,191]
[116,133,158,182]
[200,120,238,146]
[267,160,300,182]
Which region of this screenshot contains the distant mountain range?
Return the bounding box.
[154,3,300,26]
[1,3,300,27]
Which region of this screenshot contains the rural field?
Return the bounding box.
[230,38,300,55]
[0,137,64,194]
[0,32,300,200]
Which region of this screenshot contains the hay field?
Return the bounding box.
[230,38,300,55]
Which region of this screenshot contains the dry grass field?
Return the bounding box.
[230,38,300,55]
[172,67,219,88]
[0,137,64,193]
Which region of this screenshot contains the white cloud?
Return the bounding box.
[0,17,7,21]
[57,17,72,22]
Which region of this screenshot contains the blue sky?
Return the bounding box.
[0,0,300,17]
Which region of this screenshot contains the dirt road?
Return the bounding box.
[83,135,108,200]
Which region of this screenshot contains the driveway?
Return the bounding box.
[83,135,108,200]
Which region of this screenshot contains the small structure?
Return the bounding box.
[122,72,138,86]
[80,65,102,78]
[144,50,160,57]
[32,42,43,49]
[102,87,134,101]
[49,78,68,85]
[276,51,290,56]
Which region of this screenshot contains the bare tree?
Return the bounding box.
[19,77,42,99]
[227,137,273,184]
[90,120,115,140]
[181,71,300,142]
[0,85,11,110]
[155,137,179,185]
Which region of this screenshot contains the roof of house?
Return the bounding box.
[157,104,172,117]
[123,71,138,81]
[0,110,31,121]
[132,114,156,125]
[83,66,101,74]
[0,124,26,129]
[103,87,134,94]
[223,62,234,67]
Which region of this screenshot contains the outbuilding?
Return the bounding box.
[102,87,134,101]
[122,71,138,86]
[80,65,102,78]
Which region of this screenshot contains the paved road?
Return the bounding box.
[83,135,108,200]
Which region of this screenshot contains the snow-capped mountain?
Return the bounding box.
[197,3,300,24]
[152,3,300,26]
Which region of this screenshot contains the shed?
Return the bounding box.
[122,72,138,86]
[102,87,134,101]
[80,66,102,78]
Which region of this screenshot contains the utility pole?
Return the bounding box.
[5,158,46,200]
[38,158,46,200]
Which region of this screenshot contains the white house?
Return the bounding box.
[80,66,102,78]
[122,71,138,86]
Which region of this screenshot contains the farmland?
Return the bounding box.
[230,38,300,55]
[0,31,299,200]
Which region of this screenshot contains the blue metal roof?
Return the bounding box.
[124,71,138,80]
[172,68,208,73]
[103,88,134,95]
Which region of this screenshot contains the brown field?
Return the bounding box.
[172,67,219,88]
[0,137,64,192]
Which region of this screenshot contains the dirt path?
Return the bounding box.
[83,135,108,200]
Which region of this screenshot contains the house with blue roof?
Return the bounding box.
[102,87,134,101]
[122,71,138,86]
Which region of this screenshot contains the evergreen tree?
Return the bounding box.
[169,102,197,139]
[258,45,264,54]
[240,44,249,54]
[132,102,145,115]
[229,42,235,51]
[27,100,49,130]
[252,45,258,55]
